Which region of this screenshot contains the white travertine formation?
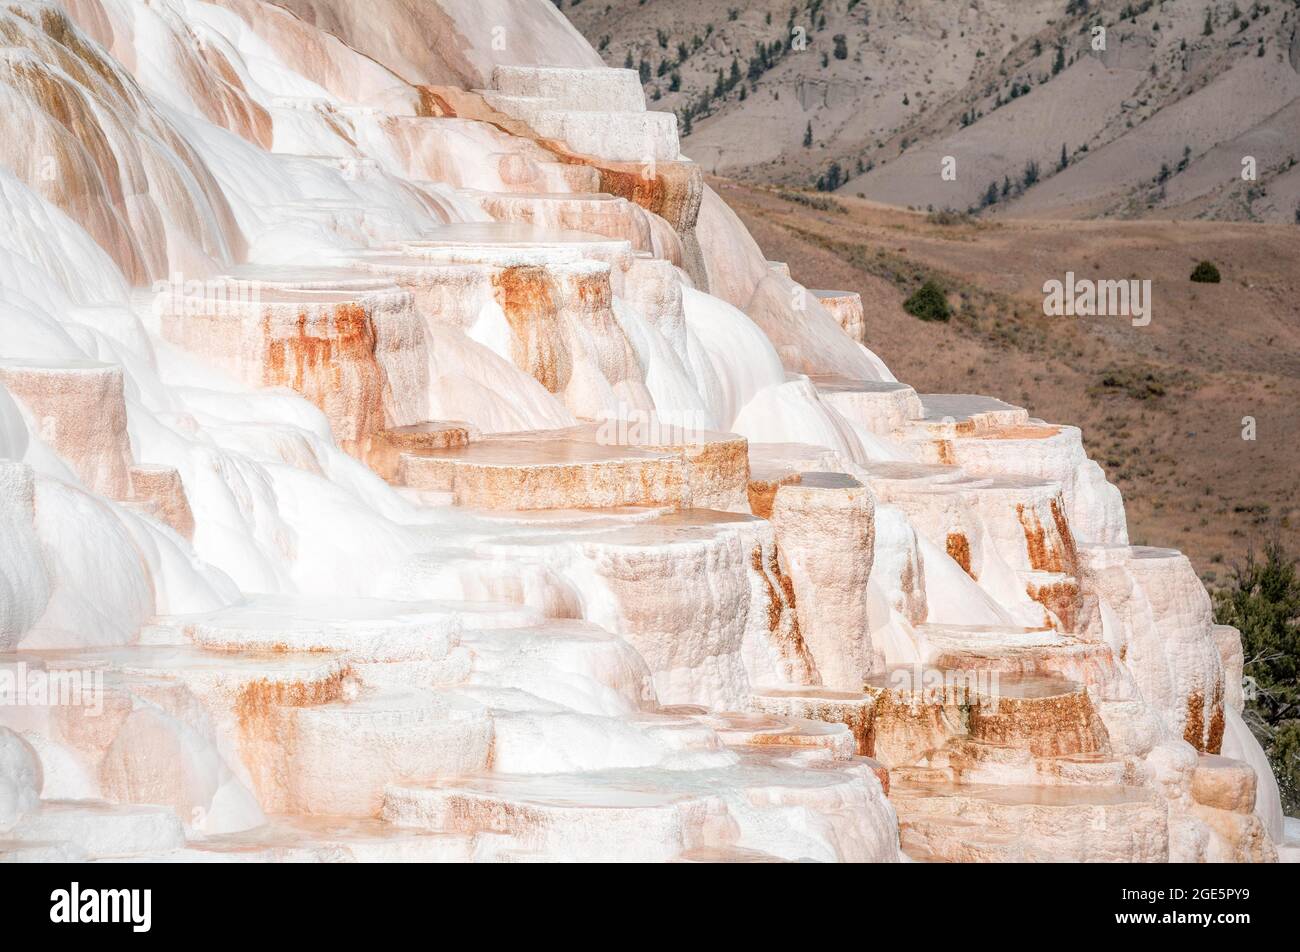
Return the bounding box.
[0,463,49,651]
[480,68,680,164]
[0,360,133,498]
[0,727,41,832]
[812,290,866,345]
[0,0,1284,864]
[770,473,879,689]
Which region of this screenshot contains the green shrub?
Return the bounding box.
[775,190,846,214]
[1214,540,1300,815]
[926,208,973,226]
[903,280,951,322]
[1190,260,1221,283]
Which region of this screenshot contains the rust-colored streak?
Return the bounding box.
[945,532,973,578]
[491,265,568,393]
[1048,494,1079,576]
[1026,579,1081,633]
[1208,679,1225,754]
[198,44,273,149]
[752,544,785,635]
[234,667,348,808]
[1016,496,1079,576]
[986,424,1061,440]
[1184,681,1227,754]
[262,302,386,456]
[747,482,779,521]
[751,544,816,682]
[770,547,799,621]
[601,165,667,214]
[416,86,458,118]
[967,690,1110,758]
[747,473,800,520]
[933,439,956,465]
[1016,503,1050,570]
[1184,691,1206,751]
[409,85,702,232]
[235,670,347,731]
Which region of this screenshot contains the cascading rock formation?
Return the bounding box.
[0,0,1291,863]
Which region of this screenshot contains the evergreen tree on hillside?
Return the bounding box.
[1214,540,1300,814]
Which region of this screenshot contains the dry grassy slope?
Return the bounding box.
[714,177,1300,581]
[566,0,1059,176]
[566,0,1300,223]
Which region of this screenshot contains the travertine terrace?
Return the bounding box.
[0,0,1293,863]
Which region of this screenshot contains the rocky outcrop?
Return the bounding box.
[0,0,1287,864]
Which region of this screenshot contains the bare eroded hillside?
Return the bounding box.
[568,0,1300,223]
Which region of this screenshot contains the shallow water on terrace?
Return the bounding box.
[408,222,617,246]
[893,780,1152,807]
[864,667,1080,700]
[423,437,672,464]
[792,472,861,490]
[808,374,913,394]
[221,265,399,291]
[918,394,1020,420]
[753,685,872,702]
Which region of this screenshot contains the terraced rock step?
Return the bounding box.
[748,686,878,757]
[0,2,1284,868]
[770,473,879,689]
[0,358,132,498]
[3,801,185,860]
[4,644,347,819]
[389,505,799,709]
[484,101,680,163]
[892,780,1169,863]
[340,230,656,419]
[696,711,857,761]
[1083,544,1226,752]
[491,66,649,113]
[185,596,458,656]
[7,644,349,704]
[396,223,634,270]
[156,274,421,456]
[128,816,478,863]
[861,666,1110,768]
[914,623,1125,689]
[460,620,656,716]
[490,153,601,193]
[899,738,1131,788]
[182,595,537,688]
[811,375,923,437]
[398,423,748,511]
[1191,754,1258,814]
[746,442,840,518]
[915,394,1030,435]
[964,675,1109,757]
[281,688,493,815]
[366,421,478,481]
[810,291,865,345]
[382,749,897,863]
[127,464,195,539]
[474,192,656,252]
[863,463,1082,629]
[1187,755,1279,862]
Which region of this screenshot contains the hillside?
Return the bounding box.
[716,177,1300,579]
[567,0,1300,223]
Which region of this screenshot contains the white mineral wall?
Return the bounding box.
[0,0,1286,862]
